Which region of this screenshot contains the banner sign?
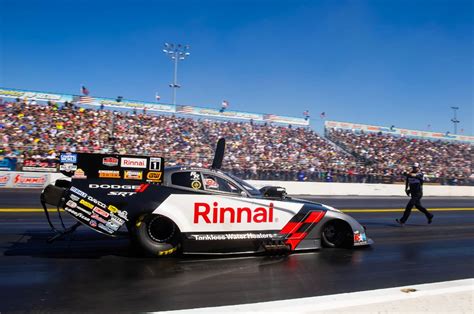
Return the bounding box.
[0,172,50,188]
[0,87,309,126]
[22,158,58,172]
[0,157,16,171]
[0,88,73,103]
[325,120,474,143]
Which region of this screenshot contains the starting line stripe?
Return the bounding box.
[0,208,473,213]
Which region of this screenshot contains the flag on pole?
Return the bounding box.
[320,112,326,119]
[220,100,229,113]
[81,86,90,96]
[303,110,310,121]
[155,93,161,101]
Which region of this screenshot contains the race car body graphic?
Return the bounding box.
[41,139,372,256]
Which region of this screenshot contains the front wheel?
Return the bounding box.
[134,214,181,256]
[321,220,353,248]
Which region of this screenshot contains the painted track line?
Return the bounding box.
[0,207,473,213]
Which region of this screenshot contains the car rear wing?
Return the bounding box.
[41,152,164,242]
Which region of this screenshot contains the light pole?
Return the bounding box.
[163,43,190,105]
[450,106,460,134]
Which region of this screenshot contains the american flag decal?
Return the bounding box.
[176,105,194,114]
[77,96,95,104]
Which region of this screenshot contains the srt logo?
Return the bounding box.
[108,191,137,197]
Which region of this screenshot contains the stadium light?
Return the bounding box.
[163,43,191,105]
[450,106,460,134]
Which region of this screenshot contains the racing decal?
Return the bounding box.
[102,157,119,167]
[124,170,143,180]
[187,232,279,241]
[59,163,77,172]
[61,153,163,184]
[149,157,162,171]
[60,153,77,163]
[98,170,121,179]
[194,202,274,224]
[146,171,162,183]
[152,194,304,232]
[63,186,129,235]
[353,231,368,246]
[279,209,326,250]
[191,181,202,189]
[120,157,147,169]
[73,169,87,179]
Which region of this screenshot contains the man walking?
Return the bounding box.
[396,163,434,225]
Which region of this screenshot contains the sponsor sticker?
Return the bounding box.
[98,223,115,234]
[59,163,77,172]
[98,170,121,179]
[191,181,202,189]
[89,220,97,228]
[60,153,77,163]
[110,215,125,226]
[76,206,92,216]
[73,168,87,179]
[70,186,87,198]
[65,207,91,222]
[117,210,128,221]
[189,233,278,241]
[93,206,110,218]
[354,231,367,243]
[149,157,162,171]
[79,199,94,209]
[107,205,119,214]
[102,157,119,167]
[120,157,147,169]
[89,184,141,190]
[107,191,137,197]
[146,171,162,182]
[106,221,120,231]
[70,194,80,201]
[124,170,143,180]
[66,200,77,208]
[91,214,108,224]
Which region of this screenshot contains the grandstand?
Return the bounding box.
[0,88,472,185]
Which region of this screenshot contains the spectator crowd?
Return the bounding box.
[1,100,472,185]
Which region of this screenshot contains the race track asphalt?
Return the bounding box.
[0,189,473,312]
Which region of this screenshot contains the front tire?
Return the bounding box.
[134,214,181,256]
[321,220,353,248]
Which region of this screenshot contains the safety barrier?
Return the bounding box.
[1,171,472,197]
[246,180,474,197]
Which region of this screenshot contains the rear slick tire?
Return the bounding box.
[134,214,181,257]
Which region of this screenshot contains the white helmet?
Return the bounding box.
[413,162,420,168]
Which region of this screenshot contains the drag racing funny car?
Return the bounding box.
[41,139,372,256]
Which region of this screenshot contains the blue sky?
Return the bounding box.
[0,0,472,134]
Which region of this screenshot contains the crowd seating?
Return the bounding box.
[1,100,471,185]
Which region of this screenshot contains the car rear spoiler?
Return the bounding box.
[41,152,164,242]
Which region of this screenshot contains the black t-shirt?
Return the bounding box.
[406,172,424,194]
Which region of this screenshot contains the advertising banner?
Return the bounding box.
[0,87,310,126]
[0,88,73,103]
[22,158,58,172]
[325,120,474,143]
[0,157,16,171]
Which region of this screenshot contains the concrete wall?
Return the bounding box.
[247,180,474,197]
[1,171,472,197]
